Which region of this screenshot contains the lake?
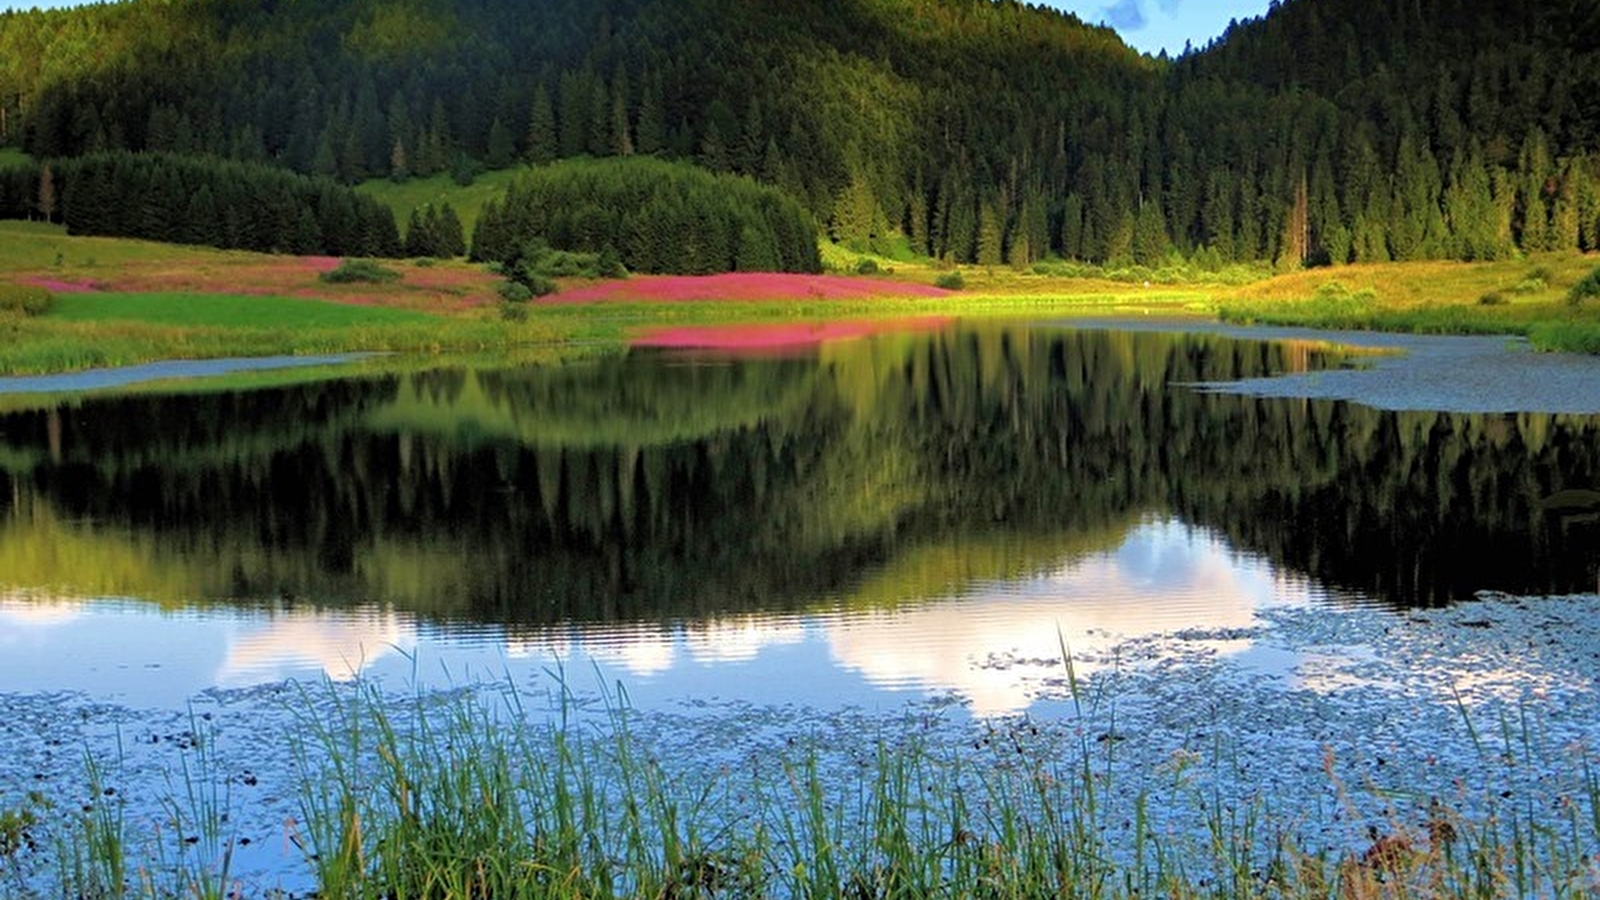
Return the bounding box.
[3,320,1600,894]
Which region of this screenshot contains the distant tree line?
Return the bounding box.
[471,157,821,275]
[1,0,1598,267]
[0,151,400,256]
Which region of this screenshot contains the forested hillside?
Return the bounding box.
[1,0,1597,268]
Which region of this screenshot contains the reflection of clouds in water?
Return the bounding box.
[0,522,1334,718]
[484,522,1315,716]
[504,630,572,660]
[220,608,414,684]
[0,592,85,630]
[684,616,806,664]
[829,521,1309,717]
[505,617,809,677]
[580,624,677,677]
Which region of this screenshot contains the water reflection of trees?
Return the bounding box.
[0,326,1596,618]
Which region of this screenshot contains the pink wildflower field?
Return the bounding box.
[17,255,501,312]
[19,277,102,293]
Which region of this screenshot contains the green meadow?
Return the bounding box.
[1,215,1599,380]
[49,292,436,328]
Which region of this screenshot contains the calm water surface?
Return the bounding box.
[4,322,1598,714]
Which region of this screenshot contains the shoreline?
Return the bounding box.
[3,589,1597,897]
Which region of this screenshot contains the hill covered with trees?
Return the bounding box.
[1,0,1596,268]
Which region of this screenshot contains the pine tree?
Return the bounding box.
[1132,199,1170,266]
[485,118,515,169]
[1388,135,1446,261]
[587,77,612,157]
[1517,129,1556,251]
[610,64,634,157]
[525,84,557,165]
[831,169,883,249]
[558,70,591,159]
[976,200,1004,267]
[436,202,465,257]
[1443,146,1508,260]
[634,73,666,157]
[405,206,432,257]
[1060,193,1085,261]
[180,179,218,245]
[698,118,730,173]
[1578,158,1600,252]
[1201,170,1235,260]
[389,136,410,182]
[1551,157,1584,251]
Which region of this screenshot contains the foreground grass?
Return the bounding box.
[4,677,1596,899]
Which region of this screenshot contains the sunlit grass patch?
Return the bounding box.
[0,221,231,272]
[1217,253,1600,350]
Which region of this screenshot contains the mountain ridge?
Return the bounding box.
[1,0,1596,266]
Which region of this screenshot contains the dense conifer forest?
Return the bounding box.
[0,0,1596,267]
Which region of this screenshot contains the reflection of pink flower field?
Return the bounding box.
[550,273,951,304]
[634,317,951,353]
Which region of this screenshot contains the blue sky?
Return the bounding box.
[1,0,1275,58]
[1041,0,1275,56]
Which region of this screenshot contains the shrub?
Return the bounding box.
[500,301,529,322]
[1314,280,1351,301]
[413,257,437,268]
[935,271,965,291]
[320,259,401,284]
[0,284,55,317]
[524,274,558,298]
[1478,291,1508,306]
[1568,266,1600,306]
[1512,277,1545,294]
[504,240,621,292]
[497,280,533,303]
[855,258,880,275]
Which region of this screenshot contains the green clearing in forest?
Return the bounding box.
[356,168,524,245]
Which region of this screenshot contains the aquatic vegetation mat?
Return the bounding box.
[2,591,1599,898]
